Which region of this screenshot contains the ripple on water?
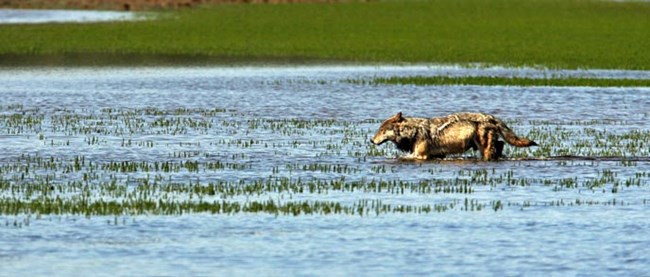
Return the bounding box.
[0,66,649,276]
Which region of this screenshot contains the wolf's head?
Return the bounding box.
[371,112,404,145]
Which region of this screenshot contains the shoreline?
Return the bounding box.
[3,54,650,74]
[0,0,358,11]
[0,53,356,67]
[2,61,650,89]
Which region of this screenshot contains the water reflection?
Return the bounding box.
[0,9,141,24]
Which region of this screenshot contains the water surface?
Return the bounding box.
[1,65,649,276]
[0,9,141,24]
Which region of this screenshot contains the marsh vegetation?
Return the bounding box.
[1,64,649,275]
[1,66,648,221]
[350,76,650,87]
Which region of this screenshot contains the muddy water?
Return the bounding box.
[1,66,649,276]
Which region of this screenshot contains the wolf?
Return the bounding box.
[370,112,537,161]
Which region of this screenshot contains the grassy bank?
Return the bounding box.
[0,0,352,11]
[352,76,650,87]
[1,0,649,68]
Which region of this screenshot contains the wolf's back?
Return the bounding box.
[441,112,537,148]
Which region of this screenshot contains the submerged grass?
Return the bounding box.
[1,0,649,68]
[353,76,650,87]
[1,104,650,220]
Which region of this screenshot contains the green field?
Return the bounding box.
[1,0,649,69]
[351,76,650,87]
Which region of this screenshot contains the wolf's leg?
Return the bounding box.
[476,127,490,160]
[495,140,505,159]
[471,136,483,159]
[414,140,430,160]
[482,130,497,161]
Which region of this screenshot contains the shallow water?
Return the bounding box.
[0,9,141,24]
[1,65,650,275]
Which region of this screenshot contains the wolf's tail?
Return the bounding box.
[494,119,537,147]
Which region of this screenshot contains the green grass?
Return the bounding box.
[1,0,649,68]
[2,105,650,218]
[353,76,650,87]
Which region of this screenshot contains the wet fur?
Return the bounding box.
[371,112,537,161]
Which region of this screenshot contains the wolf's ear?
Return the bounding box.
[394,112,404,122]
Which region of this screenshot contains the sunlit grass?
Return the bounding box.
[0,0,649,68]
[1,104,650,220]
[350,76,650,87]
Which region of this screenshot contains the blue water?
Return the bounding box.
[1,65,649,276]
[0,9,142,24]
[3,211,649,276]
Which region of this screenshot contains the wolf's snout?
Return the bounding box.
[370,136,383,145]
